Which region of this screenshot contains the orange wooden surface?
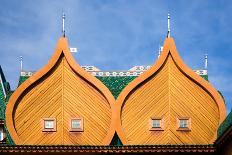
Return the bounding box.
[5,37,226,145]
[113,38,226,144]
[6,38,115,145]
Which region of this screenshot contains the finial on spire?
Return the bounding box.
[204,54,208,70]
[62,12,66,37]
[158,45,163,58]
[167,13,171,38]
[20,56,23,72]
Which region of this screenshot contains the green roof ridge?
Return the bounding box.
[217,109,232,138]
[0,99,4,119]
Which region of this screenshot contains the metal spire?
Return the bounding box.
[204,54,208,70]
[167,14,171,38]
[20,56,23,72]
[158,45,163,58]
[62,12,66,37]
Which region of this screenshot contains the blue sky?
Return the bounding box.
[0,0,232,113]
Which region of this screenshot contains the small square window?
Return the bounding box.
[70,118,83,132]
[42,118,56,132]
[150,117,164,131]
[152,119,161,128]
[179,119,188,128]
[72,119,81,129]
[45,120,54,129]
[177,117,191,131]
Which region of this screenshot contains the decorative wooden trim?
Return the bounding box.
[0,144,216,153]
[112,37,226,144]
[149,117,164,131]
[5,37,116,145]
[42,118,56,132]
[69,118,84,132]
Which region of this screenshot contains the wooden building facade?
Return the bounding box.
[0,35,231,154]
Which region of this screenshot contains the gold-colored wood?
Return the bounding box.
[121,55,220,144]
[13,56,111,145]
[6,38,115,145]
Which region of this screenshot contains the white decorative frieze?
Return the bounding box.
[20,66,208,77]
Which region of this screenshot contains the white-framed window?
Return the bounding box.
[150,117,163,131]
[179,119,188,128]
[177,117,191,131]
[152,119,161,128]
[70,118,83,132]
[71,119,81,129]
[44,120,54,129]
[42,118,56,132]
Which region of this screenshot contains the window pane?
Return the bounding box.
[152,119,161,128]
[0,128,3,141]
[72,120,81,129]
[45,120,54,129]
[180,120,188,128]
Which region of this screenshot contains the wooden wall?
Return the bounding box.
[121,54,219,144]
[7,37,225,146]
[13,55,111,145]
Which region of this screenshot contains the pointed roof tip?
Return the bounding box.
[164,36,175,44]
[59,36,67,41]
[162,37,176,53]
[57,36,69,49]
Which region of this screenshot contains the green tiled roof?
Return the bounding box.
[217,110,232,138]
[0,100,4,119]
[110,133,123,146]
[96,76,137,99]
[18,76,29,87]
[201,75,208,81]
[0,85,5,105]
[0,66,15,145]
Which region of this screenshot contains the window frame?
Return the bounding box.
[42,118,56,132]
[69,118,84,132]
[0,126,3,141]
[177,117,191,131]
[0,120,5,142]
[149,117,164,131]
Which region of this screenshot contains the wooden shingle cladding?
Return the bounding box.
[5,38,115,145]
[113,38,226,145]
